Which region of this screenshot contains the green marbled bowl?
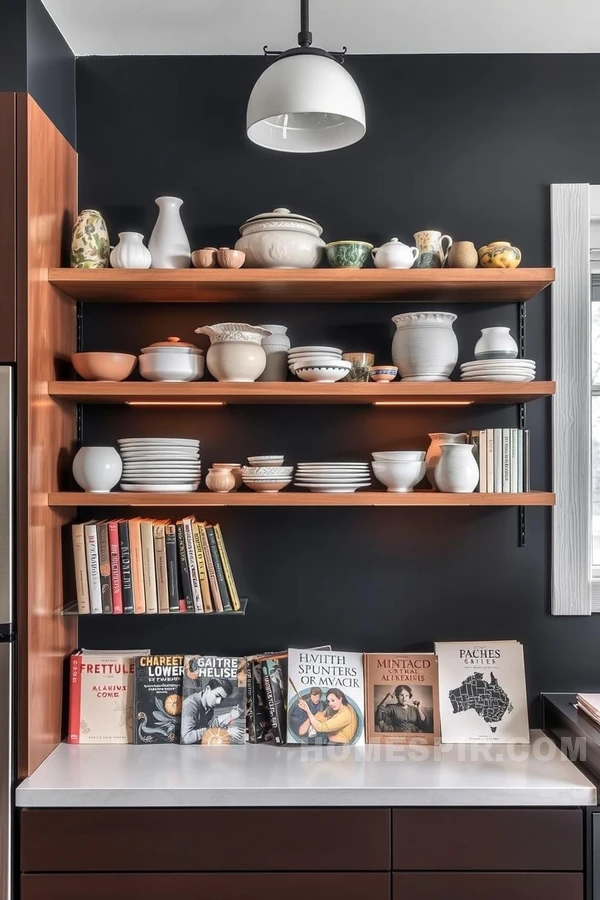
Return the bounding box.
[325,240,374,268]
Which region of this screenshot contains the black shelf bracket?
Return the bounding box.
[518,301,527,547]
[76,301,83,446]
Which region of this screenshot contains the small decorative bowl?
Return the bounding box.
[242,466,294,477]
[191,247,218,268]
[369,365,398,383]
[243,479,291,493]
[217,247,245,269]
[248,455,284,466]
[325,240,374,268]
[71,351,137,382]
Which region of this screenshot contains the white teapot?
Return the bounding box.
[371,237,419,269]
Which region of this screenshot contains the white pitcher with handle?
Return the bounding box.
[371,238,419,269]
[413,230,453,268]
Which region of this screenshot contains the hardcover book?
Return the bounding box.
[117,520,134,614]
[286,648,365,746]
[165,524,180,613]
[107,520,123,614]
[140,519,158,614]
[129,518,146,613]
[154,522,169,614]
[262,653,288,745]
[176,520,194,611]
[71,523,90,614]
[96,521,113,613]
[194,522,215,612]
[68,650,147,743]
[180,655,246,745]
[246,653,274,743]
[133,654,185,744]
[434,640,529,743]
[84,521,102,614]
[364,653,439,744]
[205,524,230,611]
[214,523,241,611]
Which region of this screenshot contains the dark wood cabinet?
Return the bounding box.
[392,873,583,900]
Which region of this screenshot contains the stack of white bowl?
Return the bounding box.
[371,451,427,493]
[118,438,201,492]
[241,455,294,493]
[287,346,351,383]
[294,462,371,493]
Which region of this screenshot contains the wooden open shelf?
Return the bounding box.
[48,267,555,303]
[48,380,556,405]
[48,491,555,508]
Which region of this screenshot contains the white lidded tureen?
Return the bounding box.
[234,207,325,268]
[138,336,205,382]
[195,323,272,382]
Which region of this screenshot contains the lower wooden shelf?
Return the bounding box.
[48,491,555,507]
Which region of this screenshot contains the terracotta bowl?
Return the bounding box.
[71,352,137,381]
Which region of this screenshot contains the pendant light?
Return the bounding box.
[246,0,366,153]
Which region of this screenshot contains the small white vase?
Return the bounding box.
[391,311,458,381]
[434,443,479,493]
[110,232,151,269]
[72,447,122,493]
[257,324,290,382]
[474,326,519,360]
[426,432,468,487]
[148,196,190,268]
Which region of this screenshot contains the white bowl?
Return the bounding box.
[372,460,427,492]
[295,365,351,383]
[242,466,294,476]
[247,455,284,466]
[291,356,350,370]
[372,451,426,461]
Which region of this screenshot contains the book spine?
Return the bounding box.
[96,522,113,614]
[493,428,503,492]
[214,524,240,611]
[140,521,158,614]
[523,429,530,491]
[71,524,90,614]
[176,521,194,611]
[84,523,102,614]
[502,428,511,492]
[510,430,518,493]
[486,429,495,492]
[129,519,146,613]
[165,524,180,613]
[193,523,214,612]
[198,523,219,612]
[246,659,255,742]
[517,429,524,492]
[261,662,283,745]
[68,654,82,743]
[154,523,169,614]
[478,430,487,492]
[107,521,123,614]
[206,525,231,612]
[182,517,203,612]
[118,520,134,614]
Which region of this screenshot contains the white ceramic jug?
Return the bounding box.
[426,433,468,487]
[434,443,479,493]
[371,238,419,269]
[413,230,453,268]
[110,232,151,269]
[148,196,191,268]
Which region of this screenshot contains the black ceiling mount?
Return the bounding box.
[263,0,348,65]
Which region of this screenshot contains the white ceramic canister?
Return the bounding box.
[148,196,191,268]
[474,326,519,360]
[72,446,122,493]
[426,432,468,487]
[434,443,479,493]
[391,311,459,381]
[235,207,325,268]
[195,323,271,382]
[371,237,419,269]
[139,336,205,382]
[257,324,291,382]
[110,232,152,269]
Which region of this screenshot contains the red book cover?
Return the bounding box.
[68,653,82,744]
[108,520,123,614]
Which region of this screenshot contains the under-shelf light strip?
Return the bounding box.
[373,401,474,406]
[125,401,226,407]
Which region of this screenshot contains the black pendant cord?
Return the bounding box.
[298,0,312,47]
[263,0,347,63]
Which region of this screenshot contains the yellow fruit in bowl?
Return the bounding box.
[478,241,522,268]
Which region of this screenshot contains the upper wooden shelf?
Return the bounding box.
[48,268,555,304]
[48,380,556,405]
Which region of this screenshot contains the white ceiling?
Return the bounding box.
[43,0,600,56]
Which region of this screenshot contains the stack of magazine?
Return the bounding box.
[575,693,600,728]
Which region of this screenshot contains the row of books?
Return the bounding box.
[68,640,529,746]
[71,517,242,615]
[575,692,600,728]
[471,428,530,492]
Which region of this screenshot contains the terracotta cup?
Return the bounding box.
[191,247,218,268]
[218,247,245,269]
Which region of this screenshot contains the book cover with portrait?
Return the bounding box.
[181,655,247,745]
[364,653,439,745]
[134,654,184,744]
[286,648,365,746]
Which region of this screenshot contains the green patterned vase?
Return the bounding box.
[71,209,110,268]
[325,240,373,268]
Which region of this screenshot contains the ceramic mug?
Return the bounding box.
[413,230,453,268]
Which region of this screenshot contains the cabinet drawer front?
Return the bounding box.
[392,873,582,900]
[21,808,390,872]
[22,873,391,900]
[392,809,582,870]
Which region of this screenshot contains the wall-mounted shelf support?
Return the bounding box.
[518,301,528,547]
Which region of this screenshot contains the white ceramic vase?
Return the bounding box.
[434,443,479,493]
[72,446,122,493]
[110,232,151,269]
[196,323,271,382]
[257,324,290,382]
[148,196,190,268]
[426,432,468,487]
[391,311,458,381]
[474,326,519,360]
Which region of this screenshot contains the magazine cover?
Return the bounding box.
[246,654,274,744]
[134,654,185,744]
[364,653,439,745]
[286,648,365,746]
[69,651,146,744]
[181,655,246,745]
[435,640,529,743]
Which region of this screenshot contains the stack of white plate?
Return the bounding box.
[118,438,201,492]
[460,358,536,383]
[294,462,371,493]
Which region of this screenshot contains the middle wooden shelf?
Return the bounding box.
[49,380,556,405]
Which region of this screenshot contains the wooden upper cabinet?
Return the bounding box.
[0,93,17,362]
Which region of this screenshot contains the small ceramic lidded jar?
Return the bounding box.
[139,337,205,382]
[206,467,236,493]
[71,209,110,268]
[426,432,468,487]
[434,443,479,493]
[110,232,151,269]
[474,327,518,360]
[371,238,419,269]
[235,207,325,268]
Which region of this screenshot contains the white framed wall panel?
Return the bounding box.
[551,183,591,615]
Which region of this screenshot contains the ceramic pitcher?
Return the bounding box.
[434,443,479,493]
[426,432,468,487]
[257,324,291,382]
[413,230,453,268]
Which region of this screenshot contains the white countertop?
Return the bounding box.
[16,731,596,807]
